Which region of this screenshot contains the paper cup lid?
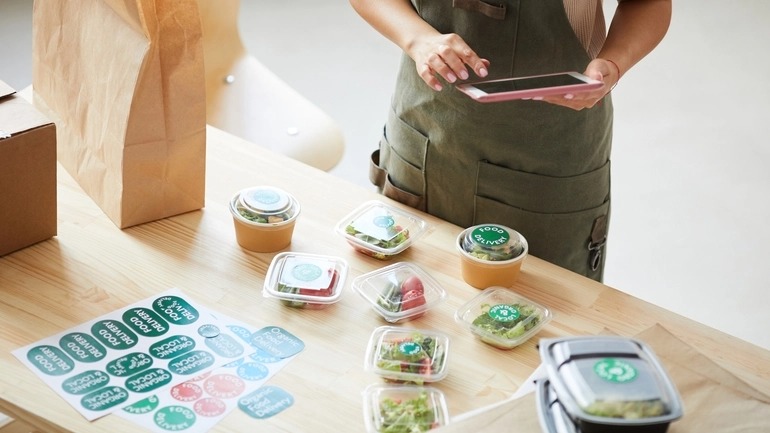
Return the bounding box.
[461,224,526,261]
[239,186,291,214]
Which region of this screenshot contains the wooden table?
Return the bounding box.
[1,126,769,432]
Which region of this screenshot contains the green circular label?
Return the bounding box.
[373,215,395,228]
[488,304,520,322]
[291,263,323,282]
[594,358,638,383]
[154,405,196,431]
[123,395,160,415]
[471,225,510,246]
[398,341,422,356]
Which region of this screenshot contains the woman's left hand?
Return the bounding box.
[538,58,620,110]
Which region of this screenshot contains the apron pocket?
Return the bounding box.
[452,0,506,20]
[473,160,611,280]
[370,150,426,211]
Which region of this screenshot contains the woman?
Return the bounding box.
[349,0,671,281]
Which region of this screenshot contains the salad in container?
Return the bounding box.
[335,201,428,260]
[362,383,449,433]
[263,252,348,309]
[364,326,450,385]
[229,186,300,252]
[456,224,528,288]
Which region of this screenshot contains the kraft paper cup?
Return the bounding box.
[456,224,528,289]
[229,186,300,253]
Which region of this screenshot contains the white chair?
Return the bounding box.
[198,0,345,171]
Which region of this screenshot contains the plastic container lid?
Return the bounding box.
[539,336,684,429]
[335,200,428,259]
[364,326,450,384]
[459,224,526,261]
[454,286,551,349]
[362,384,449,433]
[231,186,299,225]
[263,252,348,309]
[352,262,447,323]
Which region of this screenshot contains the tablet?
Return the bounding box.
[456,71,603,103]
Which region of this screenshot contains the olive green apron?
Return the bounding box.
[370,0,613,281]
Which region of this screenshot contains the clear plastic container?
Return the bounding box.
[335,200,428,260]
[263,252,348,309]
[538,336,684,433]
[454,286,551,349]
[229,186,300,252]
[362,384,449,433]
[364,326,450,385]
[352,262,447,323]
[456,224,528,289]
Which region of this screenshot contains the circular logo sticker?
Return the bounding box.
[154,406,196,431]
[398,341,422,356]
[593,358,638,383]
[488,304,520,322]
[197,324,220,338]
[373,215,395,228]
[291,263,323,282]
[471,225,510,246]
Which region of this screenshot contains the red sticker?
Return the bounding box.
[193,397,227,417]
[170,382,203,402]
[204,374,245,399]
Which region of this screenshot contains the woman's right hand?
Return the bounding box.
[408,33,490,91]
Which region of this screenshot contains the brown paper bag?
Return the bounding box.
[32,0,206,228]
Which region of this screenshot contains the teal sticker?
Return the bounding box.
[26,345,75,376]
[594,358,638,383]
[61,370,110,395]
[149,335,196,360]
[125,368,174,393]
[91,320,138,350]
[471,225,510,246]
[167,350,216,375]
[249,327,305,359]
[154,405,196,431]
[488,304,520,322]
[227,325,253,343]
[81,386,130,412]
[59,332,107,363]
[239,386,294,419]
[204,333,244,358]
[153,295,200,325]
[123,395,160,415]
[106,352,154,377]
[249,348,282,364]
[237,362,269,381]
[123,308,169,338]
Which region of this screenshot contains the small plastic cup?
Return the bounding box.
[229,186,300,252]
[263,252,348,309]
[456,224,528,289]
[364,326,450,385]
[362,384,449,433]
[335,200,428,260]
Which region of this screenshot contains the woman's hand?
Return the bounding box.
[539,58,621,110]
[408,33,490,91]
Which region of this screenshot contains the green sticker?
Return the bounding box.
[59,332,107,363]
[91,320,139,350]
[123,308,169,338]
[153,295,200,325]
[239,386,294,419]
[123,395,160,415]
[167,350,216,375]
[125,368,174,393]
[398,341,422,356]
[594,358,638,383]
[204,333,245,358]
[149,335,196,360]
[26,345,75,376]
[81,386,130,412]
[61,370,110,395]
[106,352,154,377]
[154,406,196,431]
[488,304,521,322]
[471,225,510,246]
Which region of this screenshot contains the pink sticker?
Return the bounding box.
[193,397,227,417]
[204,374,245,399]
[170,382,203,402]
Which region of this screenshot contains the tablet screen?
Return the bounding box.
[473,74,586,94]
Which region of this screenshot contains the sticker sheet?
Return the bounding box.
[12,288,247,421]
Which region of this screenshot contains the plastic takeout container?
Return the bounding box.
[456,224,528,288]
[364,326,450,385]
[335,200,428,260]
[352,262,447,323]
[362,383,449,433]
[537,336,684,433]
[454,286,551,349]
[230,186,300,252]
[263,252,348,309]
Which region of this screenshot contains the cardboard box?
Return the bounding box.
[0,80,57,256]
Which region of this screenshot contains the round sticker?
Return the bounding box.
[241,187,289,213]
[197,324,220,338]
[471,225,510,247]
[194,397,227,417]
[594,358,638,383]
[373,215,395,228]
[398,341,422,356]
[204,374,246,399]
[154,406,196,431]
[488,304,521,322]
[171,382,203,402]
[291,263,323,282]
